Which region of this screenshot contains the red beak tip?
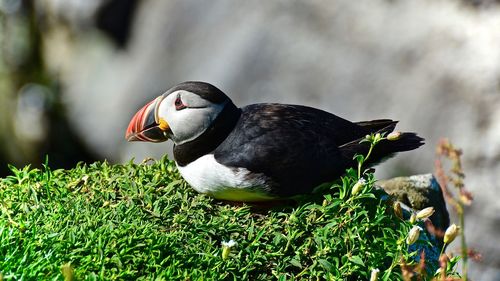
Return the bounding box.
[125,124,137,141]
[126,98,165,143]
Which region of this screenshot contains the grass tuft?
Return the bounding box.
[0,154,455,280]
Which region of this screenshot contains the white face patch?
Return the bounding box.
[157,90,227,145]
[177,154,275,202]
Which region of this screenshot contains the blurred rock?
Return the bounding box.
[24,0,500,279]
[378,174,450,233]
[0,1,98,174]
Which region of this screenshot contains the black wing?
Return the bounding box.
[213,104,369,196]
[214,103,423,196]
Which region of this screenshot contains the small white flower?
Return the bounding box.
[409,213,416,224]
[221,240,237,248]
[351,178,366,195]
[82,175,89,184]
[406,226,422,245]
[387,131,402,141]
[370,268,380,281]
[393,202,403,219]
[416,207,435,220]
[444,224,460,244]
[221,240,238,260]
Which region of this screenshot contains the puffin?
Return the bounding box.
[125,81,424,202]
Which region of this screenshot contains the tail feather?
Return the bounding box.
[355,119,397,132]
[339,124,425,168]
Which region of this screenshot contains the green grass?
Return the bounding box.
[0,156,442,280]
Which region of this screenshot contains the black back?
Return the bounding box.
[213,103,423,197]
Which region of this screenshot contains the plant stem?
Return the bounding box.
[459,203,467,281]
[358,143,375,179]
[440,244,445,257]
[365,143,375,164]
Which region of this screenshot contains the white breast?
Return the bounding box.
[176,154,274,201]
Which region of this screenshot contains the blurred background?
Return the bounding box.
[1,0,499,279]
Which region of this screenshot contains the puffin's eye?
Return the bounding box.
[174,96,186,110]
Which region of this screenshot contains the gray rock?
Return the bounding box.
[378,174,449,232]
[377,174,449,274]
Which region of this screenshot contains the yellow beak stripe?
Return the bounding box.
[158,118,170,131]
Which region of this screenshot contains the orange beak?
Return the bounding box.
[125,97,170,142]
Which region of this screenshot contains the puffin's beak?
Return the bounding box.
[126,97,170,142]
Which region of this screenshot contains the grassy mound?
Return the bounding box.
[1,156,439,280]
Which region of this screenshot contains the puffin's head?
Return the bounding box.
[126,81,231,145]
